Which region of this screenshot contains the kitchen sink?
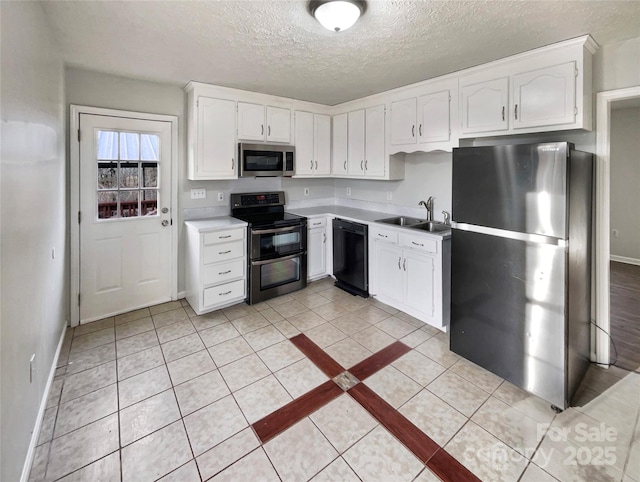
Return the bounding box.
[409,222,451,233]
[375,216,424,226]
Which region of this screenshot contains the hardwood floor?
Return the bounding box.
[610,261,640,371]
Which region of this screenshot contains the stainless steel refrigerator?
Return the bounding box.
[450,142,593,409]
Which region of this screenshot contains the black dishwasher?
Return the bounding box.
[332,218,369,298]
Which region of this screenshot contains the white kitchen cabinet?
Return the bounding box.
[347,109,365,176]
[186,91,237,180]
[461,77,510,134]
[370,223,450,330]
[391,98,417,145]
[365,105,385,177]
[294,111,331,177]
[345,106,385,177]
[332,113,348,176]
[185,221,247,315]
[307,216,329,280]
[512,61,577,130]
[418,90,452,143]
[238,102,291,143]
[459,36,596,137]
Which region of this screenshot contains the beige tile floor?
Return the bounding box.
[30,278,640,482]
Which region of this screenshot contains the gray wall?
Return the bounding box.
[610,106,640,261]
[0,3,67,481]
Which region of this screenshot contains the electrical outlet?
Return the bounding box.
[30,354,36,383]
[612,229,620,237]
[190,188,206,200]
[217,192,224,202]
[304,188,310,196]
[386,191,392,201]
[346,187,351,196]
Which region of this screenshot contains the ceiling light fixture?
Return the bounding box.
[310,0,366,33]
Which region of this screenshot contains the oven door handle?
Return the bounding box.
[251,253,303,266]
[251,226,301,235]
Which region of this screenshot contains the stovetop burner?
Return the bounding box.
[230,191,305,228]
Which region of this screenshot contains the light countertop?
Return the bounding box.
[184,216,247,231]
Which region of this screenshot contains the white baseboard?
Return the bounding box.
[177,291,186,299]
[610,255,640,266]
[20,325,67,482]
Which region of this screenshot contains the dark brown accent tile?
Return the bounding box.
[289,334,345,378]
[252,380,342,444]
[348,340,412,381]
[348,383,439,463]
[427,448,482,482]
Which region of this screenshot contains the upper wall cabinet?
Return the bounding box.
[459,36,597,137]
[186,88,237,180]
[237,102,291,144]
[294,111,331,177]
[390,78,458,153]
[341,105,388,178]
[332,113,348,176]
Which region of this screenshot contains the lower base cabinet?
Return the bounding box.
[371,225,450,331]
[307,216,330,281]
[185,220,247,315]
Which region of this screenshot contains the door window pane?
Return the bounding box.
[119,162,139,188]
[142,163,158,187]
[119,132,140,160]
[97,131,118,160]
[141,134,159,161]
[96,130,160,221]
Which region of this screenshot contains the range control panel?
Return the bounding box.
[231,191,285,209]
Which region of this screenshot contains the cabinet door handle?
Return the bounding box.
[403,258,406,271]
[514,104,518,120]
[419,124,422,137]
[219,250,231,255]
[315,161,318,170]
[312,222,322,226]
[231,158,234,170]
[219,290,232,296]
[502,106,505,121]
[344,161,347,171]
[412,125,415,137]
[219,270,232,275]
[219,234,232,239]
[268,125,271,136]
[398,257,401,269]
[378,233,388,238]
[323,233,326,243]
[411,241,424,247]
[360,160,363,171]
[261,124,264,135]
[310,160,313,170]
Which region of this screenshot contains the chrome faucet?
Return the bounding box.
[418,197,434,221]
[442,210,451,225]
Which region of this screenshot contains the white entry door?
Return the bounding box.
[79,113,173,323]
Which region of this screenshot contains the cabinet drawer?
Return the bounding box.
[308,217,327,229]
[203,240,244,264]
[399,233,438,254]
[203,228,244,245]
[203,279,245,307]
[203,258,244,286]
[371,225,398,244]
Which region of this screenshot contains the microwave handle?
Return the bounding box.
[251,226,301,235]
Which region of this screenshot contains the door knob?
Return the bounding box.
[161,207,169,214]
[161,220,169,227]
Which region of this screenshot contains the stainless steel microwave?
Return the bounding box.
[238,143,295,177]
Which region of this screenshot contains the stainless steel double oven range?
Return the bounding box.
[230,192,307,304]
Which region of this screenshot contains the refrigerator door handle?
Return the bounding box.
[452,222,567,247]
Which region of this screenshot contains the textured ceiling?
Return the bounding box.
[41,0,640,105]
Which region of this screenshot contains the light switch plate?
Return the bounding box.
[304,188,309,196]
[191,188,206,199]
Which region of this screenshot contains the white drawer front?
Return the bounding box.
[203,279,245,307]
[203,258,244,286]
[203,228,244,245]
[399,232,438,254]
[308,217,327,229]
[371,225,399,244]
[203,240,244,264]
